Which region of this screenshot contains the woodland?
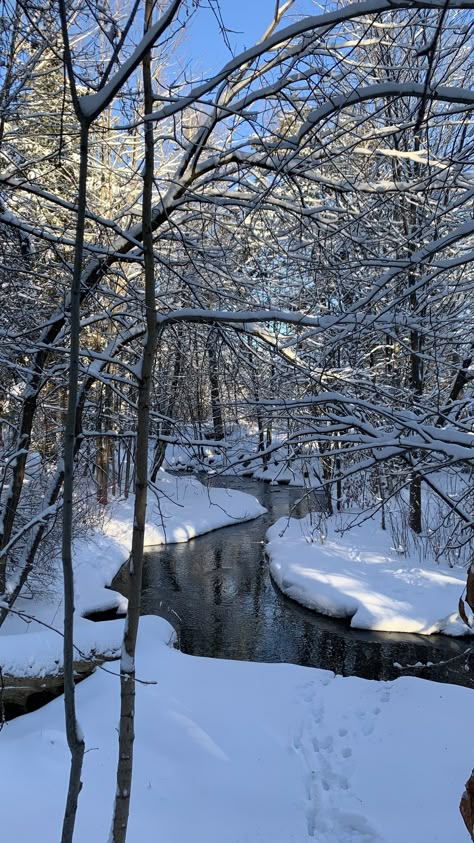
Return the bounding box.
[0,1,473,842]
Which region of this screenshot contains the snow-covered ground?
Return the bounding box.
[0,615,471,843]
[267,513,470,636]
[1,463,472,843]
[0,616,125,677]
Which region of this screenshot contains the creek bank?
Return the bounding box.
[0,617,125,719]
[2,651,118,717]
[114,476,473,689]
[0,472,264,718]
[267,512,470,636]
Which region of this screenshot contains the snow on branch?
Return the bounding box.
[156,307,421,331]
[277,83,474,152]
[80,0,182,121]
[147,0,474,124]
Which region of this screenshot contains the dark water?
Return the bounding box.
[113,476,473,687]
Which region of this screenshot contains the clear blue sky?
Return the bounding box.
[183,0,317,76]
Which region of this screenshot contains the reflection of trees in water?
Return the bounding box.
[115,479,472,687]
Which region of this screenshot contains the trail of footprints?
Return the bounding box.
[292,680,390,841]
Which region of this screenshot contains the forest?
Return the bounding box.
[0,0,473,841]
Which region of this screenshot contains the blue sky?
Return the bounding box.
[183,0,317,75]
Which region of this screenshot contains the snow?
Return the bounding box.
[145,469,266,542]
[266,514,470,635]
[0,614,471,843]
[0,469,264,676]
[0,616,125,678]
[1,469,472,842]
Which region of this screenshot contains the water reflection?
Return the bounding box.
[113,476,473,687]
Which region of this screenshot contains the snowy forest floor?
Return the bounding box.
[0,468,472,842]
[1,614,471,843]
[164,427,323,486]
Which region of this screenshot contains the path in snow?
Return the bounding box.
[292,677,386,842]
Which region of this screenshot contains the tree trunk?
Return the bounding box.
[124,438,132,499]
[409,472,422,534]
[319,443,334,516]
[151,329,183,482]
[207,328,224,440]
[437,345,473,425]
[408,283,423,534]
[96,386,109,505]
[59,117,89,843]
[111,3,157,837]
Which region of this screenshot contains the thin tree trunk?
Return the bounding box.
[404,141,424,535]
[60,118,89,843]
[124,438,132,499]
[319,442,334,516]
[265,421,272,451]
[408,279,423,534]
[111,2,157,837]
[256,411,267,467]
[437,345,473,425]
[207,328,224,440]
[96,385,109,505]
[335,443,342,513]
[409,471,422,534]
[151,328,183,481]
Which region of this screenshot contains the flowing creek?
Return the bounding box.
[113,475,473,688]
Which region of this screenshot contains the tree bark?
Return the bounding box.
[151,327,183,481]
[111,2,157,838]
[59,117,89,843]
[207,328,224,440]
[96,383,109,505]
[437,346,473,425]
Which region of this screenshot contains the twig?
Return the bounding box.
[394,647,472,672]
[0,665,5,731]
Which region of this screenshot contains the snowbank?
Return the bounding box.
[0,615,470,843]
[267,514,469,635]
[145,469,266,543]
[0,616,126,678]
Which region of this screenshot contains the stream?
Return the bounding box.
[113,475,473,687]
